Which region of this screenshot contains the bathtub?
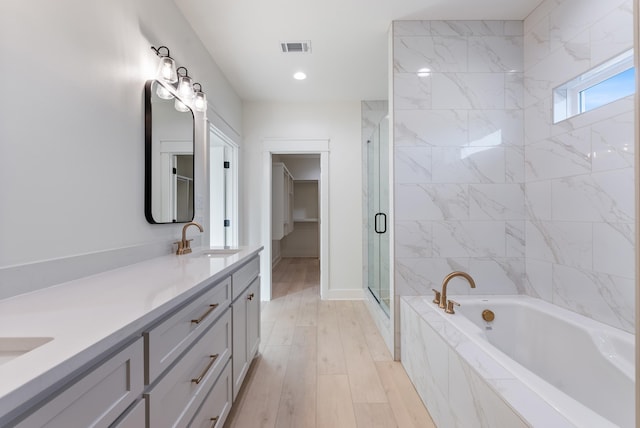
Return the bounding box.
[400,295,635,428]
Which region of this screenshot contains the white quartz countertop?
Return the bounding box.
[0,246,262,419]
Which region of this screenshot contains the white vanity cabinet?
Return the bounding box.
[0,249,262,428]
[231,258,261,400]
[145,309,231,428]
[14,338,144,428]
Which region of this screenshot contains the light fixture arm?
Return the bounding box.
[176,66,189,78]
[151,46,171,58]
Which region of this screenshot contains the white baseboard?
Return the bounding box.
[272,255,282,269]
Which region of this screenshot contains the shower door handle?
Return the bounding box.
[374,212,387,234]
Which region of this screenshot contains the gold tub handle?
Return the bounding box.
[482,309,495,322]
[431,289,441,305]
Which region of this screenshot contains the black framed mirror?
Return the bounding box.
[144,80,195,224]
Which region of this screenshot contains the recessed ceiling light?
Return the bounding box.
[293,71,307,80]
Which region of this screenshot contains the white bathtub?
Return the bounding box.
[401,295,635,427]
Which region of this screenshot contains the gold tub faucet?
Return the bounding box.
[176,221,204,255]
[440,271,476,310]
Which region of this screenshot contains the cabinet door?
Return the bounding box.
[231,276,261,401]
[246,277,260,362]
[231,295,248,401]
[15,338,143,428]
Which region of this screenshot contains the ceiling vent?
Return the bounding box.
[280,41,311,53]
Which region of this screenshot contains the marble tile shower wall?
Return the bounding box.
[523,0,634,332]
[393,20,527,298]
[393,2,635,334]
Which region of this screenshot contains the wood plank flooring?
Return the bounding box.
[224,257,435,428]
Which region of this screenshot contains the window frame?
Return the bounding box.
[553,49,634,123]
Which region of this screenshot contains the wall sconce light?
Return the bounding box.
[176,67,194,100]
[151,46,178,83]
[174,98,190,113]
[155,81,174,100]
[151,45,207,113]
[193,83,207,112]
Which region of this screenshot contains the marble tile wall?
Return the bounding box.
[393,2,635,334]
[392,20,526,298]
[523,0,635,332]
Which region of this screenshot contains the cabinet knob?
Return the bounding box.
[247,293,255,301]
[209,416,219,428]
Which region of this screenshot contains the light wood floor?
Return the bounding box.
[224,258,436,428]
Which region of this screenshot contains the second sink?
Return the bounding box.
[0,337,53,366]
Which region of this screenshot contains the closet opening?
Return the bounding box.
[260,140,329,302]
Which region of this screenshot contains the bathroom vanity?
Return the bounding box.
[0,246,262,427]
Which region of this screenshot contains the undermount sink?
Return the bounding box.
[0,337,53,366]
[197,248,242,258]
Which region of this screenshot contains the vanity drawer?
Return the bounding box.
[145,277,230,384]
[112,398,146,427]
[231,256,259,300]
[145,308,231,428]
[15,338,143,428]
[189,360,232,428]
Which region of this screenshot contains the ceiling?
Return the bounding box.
[174,0,543,103]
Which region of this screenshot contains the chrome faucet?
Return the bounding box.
[176,221,204,255]
[439,271,475,311]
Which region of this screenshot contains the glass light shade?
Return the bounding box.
[174,98,190,112]
[177,75,194,100]
[194,91,207,112]
[155,83,174,100]
[157,57,178,83]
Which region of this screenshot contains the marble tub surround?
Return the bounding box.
[393,20,526,299]
[0,246,262,422]
[400,296,625,427]
[523,0,634,332]
[392,0,635,336]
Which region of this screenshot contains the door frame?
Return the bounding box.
[261,139,330,301]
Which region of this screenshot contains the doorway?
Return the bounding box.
[209,125,238,247]
[261,140,329,301]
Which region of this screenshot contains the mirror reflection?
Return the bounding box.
[145,80,195,224]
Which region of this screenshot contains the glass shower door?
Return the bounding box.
[367,116,390,316]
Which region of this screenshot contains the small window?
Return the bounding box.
[553,49,635,123]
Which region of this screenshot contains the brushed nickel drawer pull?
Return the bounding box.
[191,354,219,384]
[209,416,219,428]
[191,303,219,324]
[247,293,254,301]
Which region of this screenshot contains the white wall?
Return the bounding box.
[0,0,242,297]
[242,101,363,297]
